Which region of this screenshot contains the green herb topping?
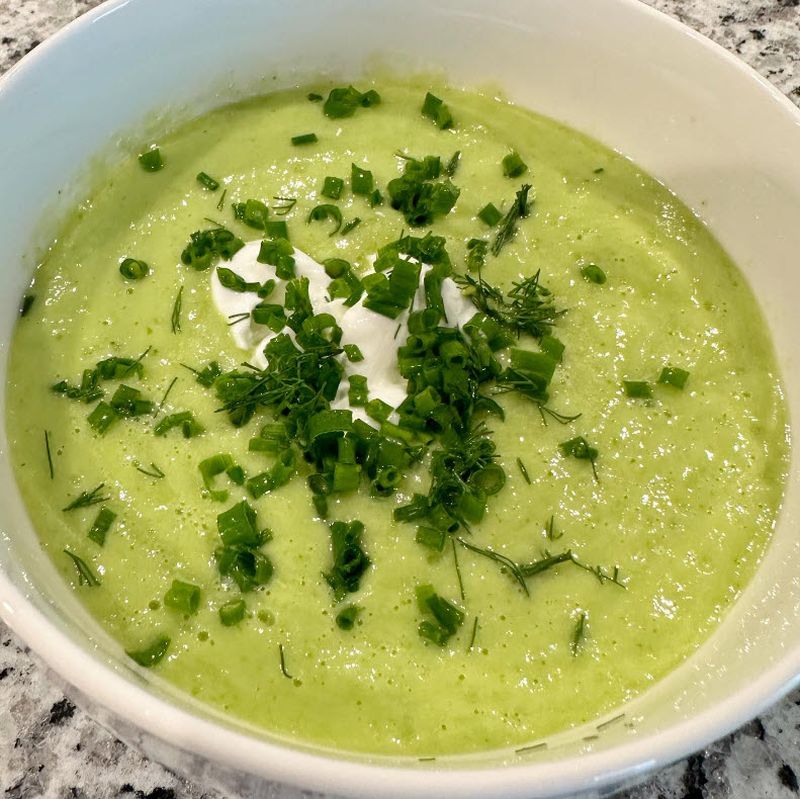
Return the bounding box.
[164,579,201,615]
[196,171,220,191]
[421,92,454,129]
[88,507,116,546]
[658,366,690,390]
[387,153,460,226]
[63,549,101,587]
[138,147,164,172]
[324,520,370,601]
[417,584,464,646]
[126,635,170,667]
[323,86,381,118]
[502,151,528,178]
[119,258,149,281]
[219,598,246,626]
[291,132,318,145]
[321,176,344,200]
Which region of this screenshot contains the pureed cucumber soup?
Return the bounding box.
[6,79,788,756]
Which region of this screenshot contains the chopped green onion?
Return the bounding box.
[154,410,203,438]
[44,430,54,479]
[658,366,690,390]
[416,584,464,645]
[580,263,606,284]
[335,605,360,630]
[119,258,149,281]
[323,85,381,118]
[351,163,374,196]
[138,147,164,172]
[110,384,154,417]
[415,526,446,552]
[217,500,261,548]
[321,176,344,200]
[540,335,565,363]
[88,507,117,546]
[560,436,599,481]
[502,151,528,178]
[366,398,393,423]
[307,92,323,102]
[164,579,201,615]
[343,344,364,362]
[181,227,244,270]
[219,598,246,626]
[324,520,370,601]
[126,635,170,667]
[466,238,488,272]
[348,375,369,407]
[265,219,289,240]
[341,217,361,235]
[478,203,502,226]
[307,204,343,236]
[445,150,461,176]
[623,380,653,399]
[199,453,236,502]
[87,401,119,435]
[421,92,454,129]
[257,237,295,279]
[291,132,318,145]
[196,171,220,191]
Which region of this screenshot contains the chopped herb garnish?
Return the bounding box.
[155,377,178,417]
[452,539,466,601]
[214,500,273,592]
[478,203,502,227]
[623,380,653,399]
[88,507,116,546]
[343,344,364,362]
[63,548,101,587]
[491,183,532,256]
[467,616,479,651]
[291,132,318,145]
[216,188,227,211]
[341,217,361,235]
[272,196,297,216]
[216,267,261,293]
[348,375,369,407]
[135,462,165,479]
[445,150,461,176]
[415,526,446,552]
[257,237,295,279]
[171,286,183,334]
[307,92,323,102]
[126,635,170,667]
[658,366,690,390]
[87,401,119,435]
[421,92,454,129]
[265,219,289,239]
[19,294,35,317]
[323,85,381,118]
[63,483,109,512]
[219,598,246,626]
[456,537,528,595]
[138,147,164,172]
[321,176,344,200]
[335,604,360,630]
[154,410,203,438]
[110,384,154,417]
[196,171,220,191]
[164,579,201,615]
[571,612,587,655]
[181,227,244,270]
[199,453,239,502]
[307,204,343,236]
[324,520,370,601]
[559,436,599,481]
[119,258,149,281]
[465,238,488,272]
[502,151,528,178]
[417,584,464,646]
[44,430,54,480]
[278,643,293,678]
[387,153,460,226]
[516,457,531,485]
[351,163,374,196]
[580,263,606,284]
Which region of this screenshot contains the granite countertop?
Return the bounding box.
[1,1,800,797]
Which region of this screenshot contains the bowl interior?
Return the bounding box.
[1,0,799,796]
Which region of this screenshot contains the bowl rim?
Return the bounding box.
[1,0,800,796]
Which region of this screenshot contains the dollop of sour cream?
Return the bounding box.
[211,242,475,423]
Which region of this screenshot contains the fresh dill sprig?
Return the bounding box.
[519,550,574,578]
[171,286,183,334]
[135,462,165,479]
[571,612,587,656]
[227,312,250,327]
[44,430,54,480]
[492,183,532,256]
[156,377,178,416]
[120,346,151,379]
[456,537,529,595]
[466,616,479,652]
[63,549,101,586]
[546,515,563,541]
[272,196,297,216]
[279,643,293,679]
[452,538,465,601]
[571,558,626,588]
[62,484,109,512]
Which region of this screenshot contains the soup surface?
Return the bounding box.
[6,79,788,756]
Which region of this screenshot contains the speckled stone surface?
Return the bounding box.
[1,1,800,797]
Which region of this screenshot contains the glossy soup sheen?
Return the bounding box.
[5,79,788,756]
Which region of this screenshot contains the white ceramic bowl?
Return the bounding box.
[1,1,799,796]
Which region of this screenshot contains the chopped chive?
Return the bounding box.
[658,366,690,390]
[307,204,343,236]
[120,345,151,379]
[335,604,360,630]
[593,167,605,174]
[135,462,165,479]
[119,258,149,281]
[323,85,381,118]
[457,537,529,595]
[580,263,606,284]
[63,483,109,512]
[466,616,479,652]
[559,436,599,481]
[502,151,528,178]
[291,132,318,145]
[196,171,219,191]
[421,92,454,129]
[88,507,117,546]
[348,375,369,407]
[87,401,119,435]
[343,344,364,362]
[369,188,383,207]
[164,579,201,615]
[126,634,170,667]
[415,525,446,552]
[264,219,289,240]
[279,643,293,678]
[63,548,101,587]
[546,514,562,541]
[491,183,532,256]
[341,217,361,235]
[307,92,323,102]
[478,203,502,227]
[138,147,164,172]
[516,457,531,485]
[219,598,246,626]
[216,188,227,211]
[351,163,374,195]
[199,453,236,502]
[154,410,203,438]
[571,612,587,656]
[19,294,35,317]
[44,430,54,480]
[623,380,653,399]
[321,176,344,200]
[445,150,461,177]
[417,584,465,646]
[171,286,183,334]
[156,377,178,416]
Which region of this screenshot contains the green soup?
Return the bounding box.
[5,79,788,756]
